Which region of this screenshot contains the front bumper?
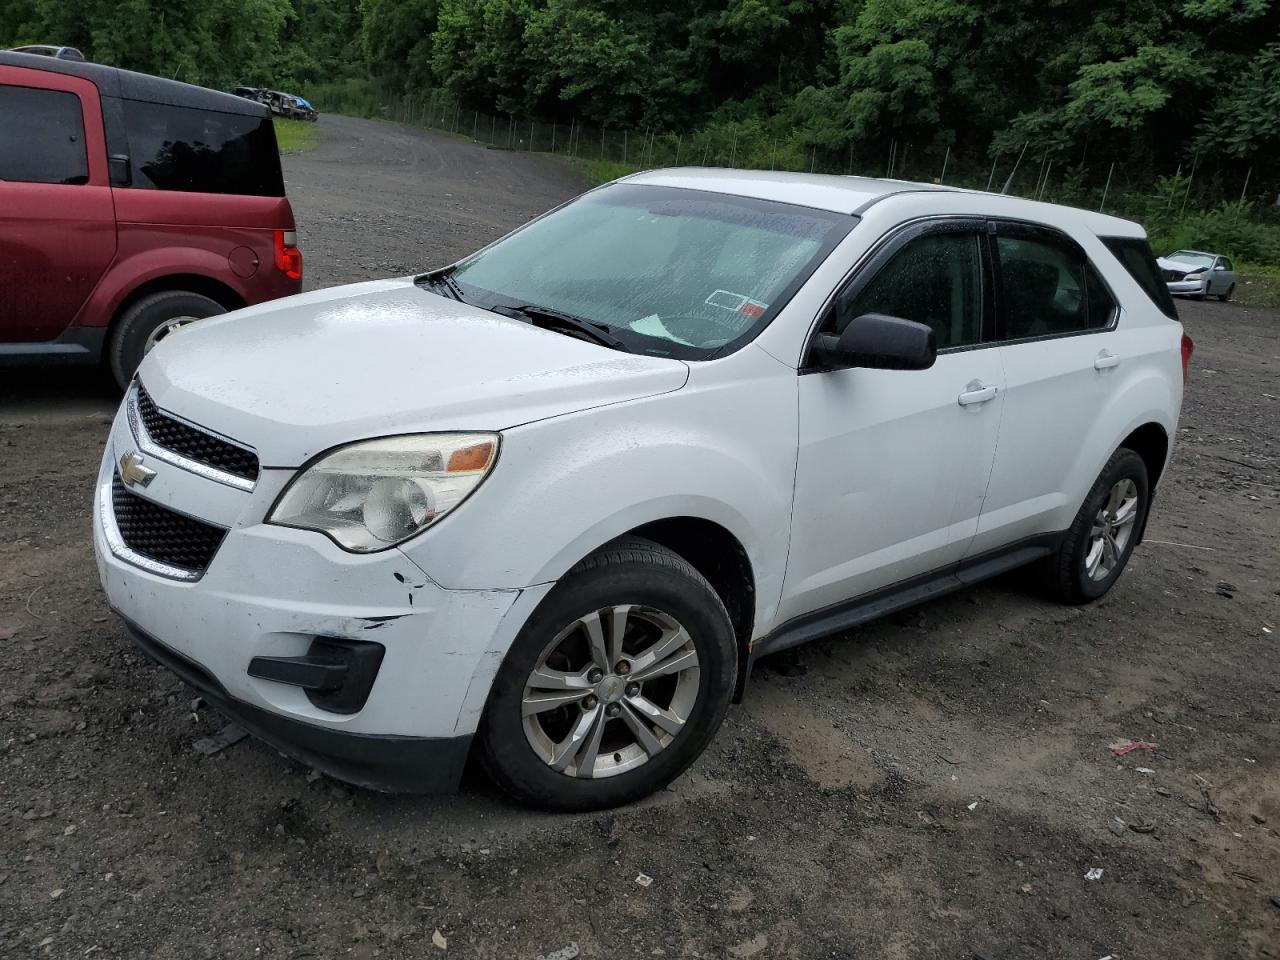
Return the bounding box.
[1166,278,1209,297]
[123,616,470,792]
[94,396,553,793]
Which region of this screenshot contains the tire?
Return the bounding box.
[1218,284,1234,303]
[477,537,737,811]
[1041,448,1149,604]
[108,291,225,389]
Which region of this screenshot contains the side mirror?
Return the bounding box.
[1213,264,1225,271]
[810,313,937,371]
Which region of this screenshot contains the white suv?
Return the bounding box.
[94,170,1192,810]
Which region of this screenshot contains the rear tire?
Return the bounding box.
[477,537,737,811]
[108,291,225,389]
[1218,284,1234,302]
[1041,449,1149,604]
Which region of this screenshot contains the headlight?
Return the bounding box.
[267,433,498,552]
[1184,272,1205,281]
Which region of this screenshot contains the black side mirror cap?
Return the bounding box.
[810,312,937,371]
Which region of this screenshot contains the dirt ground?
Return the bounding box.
[2,115,1278,960]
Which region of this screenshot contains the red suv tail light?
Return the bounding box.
[1180,333,1194,382]
[274,229,303,281]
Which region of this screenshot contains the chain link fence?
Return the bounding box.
[289,80,1274,244]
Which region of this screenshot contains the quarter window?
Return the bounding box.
[833,232,983,350]
[996,233,1115,339]
[0,84,88,185]
[123,100,284,196]
[1102,236,1177,320]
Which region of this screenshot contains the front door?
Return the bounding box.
[780,219,1005,623]
[0,71,116,343]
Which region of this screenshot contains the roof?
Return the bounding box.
[626,168,953,216]
[623,167,1144,237]
[0,50,268,117]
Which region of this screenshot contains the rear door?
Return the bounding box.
[966,221,1121,555]
[0,67,116,342]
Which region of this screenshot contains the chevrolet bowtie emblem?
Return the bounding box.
[119,451,157,488]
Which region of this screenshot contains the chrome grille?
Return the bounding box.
[134,385,259,485]
[110,474,227,576]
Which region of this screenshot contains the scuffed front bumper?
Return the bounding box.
[122,616,471,793]
[1166,278,1209,297]
[93,398,553,793]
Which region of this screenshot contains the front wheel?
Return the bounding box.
[1041,449,1149,604]
[1218,284,1235,302]
[478,538,737,811]
[108,290,225,389]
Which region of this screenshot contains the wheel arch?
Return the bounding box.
[109,273,247,337]
[624,517,756,667]
[1119,421,1170,491]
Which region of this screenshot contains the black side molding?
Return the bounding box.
[750,532,1064,663]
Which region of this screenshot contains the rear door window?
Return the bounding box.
[123,100,283,196]
[1102,236,1178,319]
[994,228,1116,339]
[0,84,88,185]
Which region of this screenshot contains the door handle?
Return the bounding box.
[1094,351,1121,370]
[957,383,998,406]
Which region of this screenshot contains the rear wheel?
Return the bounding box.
[1041,449,1149,604]
[108,290,225,389]
[1218,284,1235,302]
[478,537,737,811]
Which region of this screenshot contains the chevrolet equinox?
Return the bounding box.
[94,170,1191,811]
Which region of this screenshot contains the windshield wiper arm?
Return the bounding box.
[416,265,465,301]
[491,304,630,352]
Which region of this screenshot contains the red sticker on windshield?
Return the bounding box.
[739,303,765,319]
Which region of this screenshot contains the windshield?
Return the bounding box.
[446,184,853,359]
[1166,251,1214,269]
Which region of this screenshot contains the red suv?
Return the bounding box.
[0,51,302,388]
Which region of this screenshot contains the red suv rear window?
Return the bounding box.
[124,100,284,197]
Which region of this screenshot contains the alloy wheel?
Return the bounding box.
[143,315,200,354]
[1084,478,1139,581]
[521,605,700,779]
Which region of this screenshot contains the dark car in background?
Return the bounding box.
[8,44,85,61]
[231,85,271,106]
[289,95,318,121]
[0,51,303,388]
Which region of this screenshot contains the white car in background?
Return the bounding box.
[94,170,1192,811]
[1158,249,1237,301]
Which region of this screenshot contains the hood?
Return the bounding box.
[1156,257,1201,276]
[138,278,689,466]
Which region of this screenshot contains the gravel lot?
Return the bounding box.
[2,115,1278,959]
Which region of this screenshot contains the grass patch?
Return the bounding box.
[573,158,642,185]
[1235,263,1280,309]
[275,118,318,154]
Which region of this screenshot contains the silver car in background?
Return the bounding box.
[1158,250,1237,301]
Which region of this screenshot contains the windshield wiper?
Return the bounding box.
[490,304,630,352]
[416,265,465,302]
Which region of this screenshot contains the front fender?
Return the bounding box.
[399,347,799,637]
